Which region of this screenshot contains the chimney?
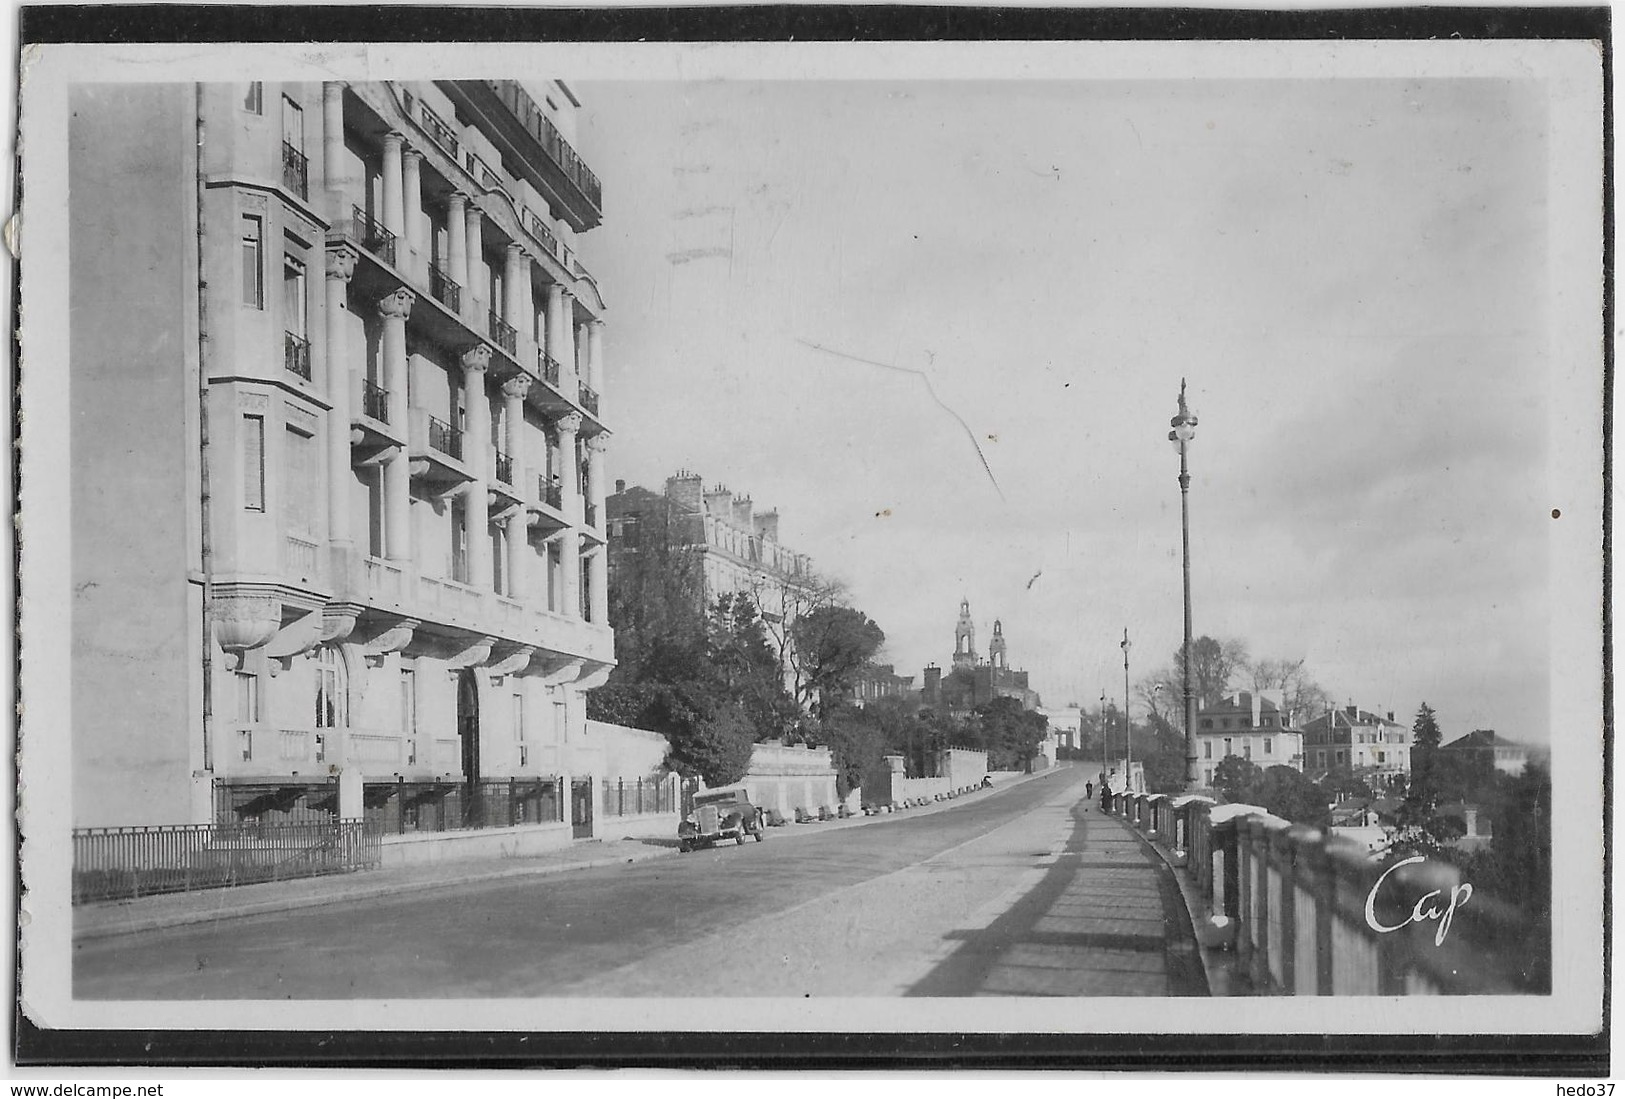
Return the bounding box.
[703,484,734,517]
[614,478,626,495]
[1345,704,1359,720]
[1387,711,1395,723]
[1250,692,1262,728]
[754,509,780,543]
[665,470,703,513]
[732,493,754,530]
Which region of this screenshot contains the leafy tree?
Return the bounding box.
[706,594,798,738]
[665,697,756,787]
[1321,763,1377,800]
[1172,636,1251,708]
[974,696,1049,771]
[1253,765,1329,826]
[791,605,885,713]
[1406,703,1445,811]
[1212,755,1265,803]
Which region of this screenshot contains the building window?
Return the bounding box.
[282,94,304,152]
[1223,737,1232,757]
[283,255,307,338]
[1203,741,1212,760]
[314,646,346,730]
[314,733,326,763]
[238,729,253,762]
[451,496,469,582]
[1264,738,1273,755]
[1204,768,1212,786]
[513,693,525,742]
[241,83,264,114]
[242,415,265,511]
[235,671,260,722]
[1377,751,1386,763]
[282,425,316,536]
[491,523,505,594]
[401,669,417,765]
[241,215,264,308]
[1243,741,1252,760]
[1221,718,1231,730]
[1200,719,1212,730]
[1335,750,1345,764]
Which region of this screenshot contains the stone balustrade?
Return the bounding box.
[1102,790,1542,995]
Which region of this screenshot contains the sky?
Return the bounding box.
[572,75,1554,743]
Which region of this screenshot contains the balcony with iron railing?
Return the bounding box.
[488,310,517,358]
[428,263,461,313]
[527,472,569,538]
[538,349,560,387]
[418,101,460,160]
[362,379,389,423]
[347,205,397,266]
[440,80,603,230]
[282,142,308,201]
[284,332,311,380]
[492,448,514,486]
[429,415,462,459]
[407,408,473,489]
[578,381,600,416]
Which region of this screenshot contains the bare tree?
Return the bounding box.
[742,567,847,711]
[1248,656,1333,726]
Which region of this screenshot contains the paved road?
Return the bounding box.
[75,767,1205,999]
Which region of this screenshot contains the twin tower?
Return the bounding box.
[951,598,1009,671]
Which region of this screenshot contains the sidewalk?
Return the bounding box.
[905,802,1207,996]
[73,766,1059,941]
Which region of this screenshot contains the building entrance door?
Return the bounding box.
[457,669,481,825]
[570,777,593,839]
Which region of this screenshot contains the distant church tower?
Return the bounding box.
[952,598,977,667]
[989,618,1008,670]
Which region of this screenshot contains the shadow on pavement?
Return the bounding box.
[904,800,1208,997]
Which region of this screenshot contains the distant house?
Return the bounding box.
[1439,729,1546,777]
[1193,690,1305,786]
[1301,705,1411,789]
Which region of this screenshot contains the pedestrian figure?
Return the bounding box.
[1086,780,1094,800]
[1099,781,1112,813]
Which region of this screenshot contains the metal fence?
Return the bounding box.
[363,778,565,836]
[215,779,339,824]
[601,776,677,818]
[73,819,378,905]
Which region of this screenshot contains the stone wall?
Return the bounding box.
[743,742,839,818]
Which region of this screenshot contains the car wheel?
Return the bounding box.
[754,828,765,842]
[736,830,747,846]
[678,841,690,853]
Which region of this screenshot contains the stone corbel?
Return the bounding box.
[264,608,324,674]
[533,656,584,686]
[361,619,418,667]
[320,602,364,645]
[486,644,536,678]
[491,499,525,524]
[573,661,614,691]
[444,635,496,670]
[211,594,282,671]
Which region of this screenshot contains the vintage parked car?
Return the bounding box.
[678,786,766,852]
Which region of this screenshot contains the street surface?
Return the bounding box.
[75,766,1205,998]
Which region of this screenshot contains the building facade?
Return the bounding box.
[606,471,818,623]
[1439,729,1546,777]
[921,600,1042,715]
[1301,705,1412,788]
[1194,691,1306,786]
[71,80,617,834]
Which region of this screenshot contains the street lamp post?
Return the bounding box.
[1169,378,1199,790]
[1121,628,1132,792]
[1099,689,1108,792]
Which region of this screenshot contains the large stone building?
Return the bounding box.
[1439,729,1548,777]
[71,79,619,840]
[1194,691,1307,786]
[921,599,1042,714]
[605,472,817,623]
[1301,704,1412,789]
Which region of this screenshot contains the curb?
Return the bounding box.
[75,766,1072,941]
[74,844,680,942]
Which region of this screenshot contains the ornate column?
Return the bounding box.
[322,82,348,219]
[546,284,575,383]
[324,244,358,547]
[447,191,468,317]
[401,148,424,280]
[465,203,485,325]
[461,345,492,591]
[576,319,591,383]
[555,411,583,618]
[585,434,609,624]
[502,376,532,602]
[504,244,527,355]
[587,320,606,396]
[377,288,415,562]
[381,132,405,244]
